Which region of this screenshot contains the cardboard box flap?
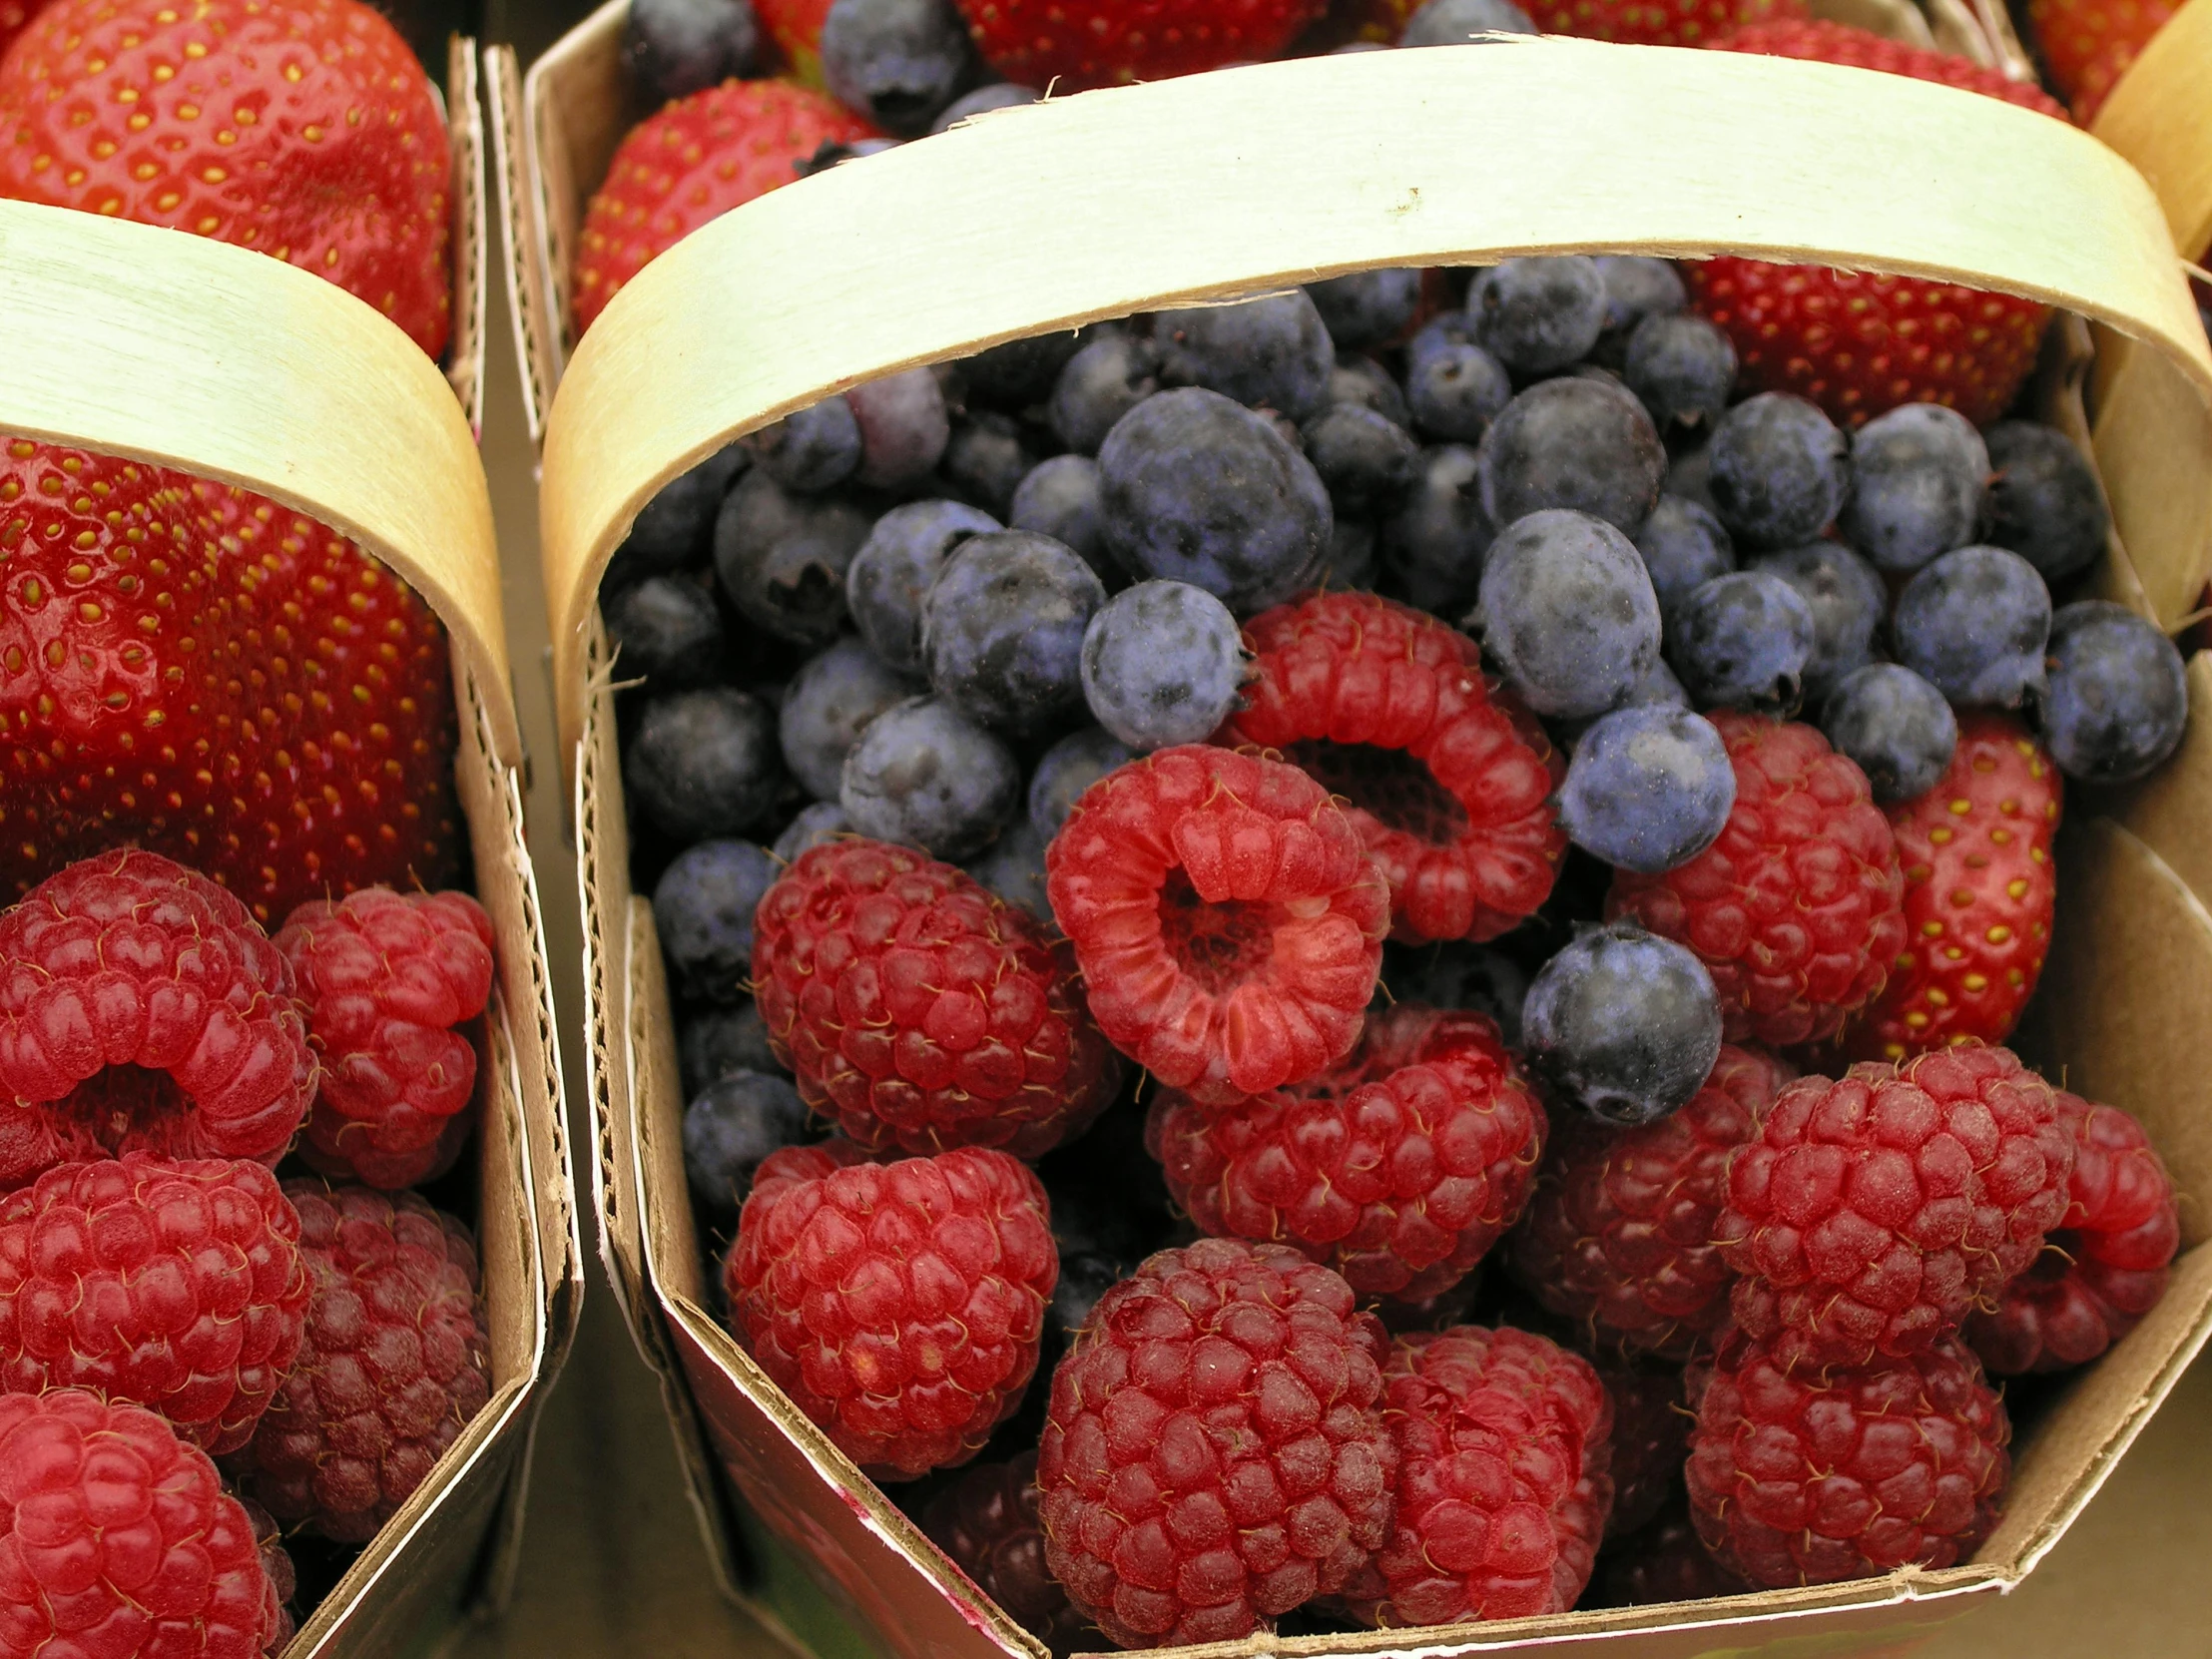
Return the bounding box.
[2091,0,2212,260]
[445,34,490,439]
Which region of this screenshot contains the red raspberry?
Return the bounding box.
[1220,592,1565,945]
[1146,1004,1545,1301]
[1686,1329,2008,1585]
[1609,715,1905,1048]
[755,839,1120,1159]
[1046,746,1389,1106]
[233,1181,490,1542]
[1598,1506,1747,1605]
[0,1155,307,1453]
[1336,1326,1613,1627]
[238,1496,297,1651]
[1601,1363,1689,1540]
[921,1450,1093,1656]
[0,1387,285,1659]
[1967,1091,2177,1375]
[729,1140,1055,1477]
[1507,1044,1791,1361]
[276,887,496,1191]
[1719,1044,2074,1372]
[0,850,314,1188]
[1036,1239,1393,1648]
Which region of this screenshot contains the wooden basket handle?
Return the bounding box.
[540,37,2212,758]
[2092,0,2212,262]
[0,198,517,764]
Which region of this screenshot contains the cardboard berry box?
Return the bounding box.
[2081,0,2211,264]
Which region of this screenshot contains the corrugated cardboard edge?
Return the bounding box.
[446,35,489,440]
[2090,0,2212,262]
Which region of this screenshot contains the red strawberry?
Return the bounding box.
[0,0,45,60]
[1844,714,2060,1062]
[0,0,453,358]
[2029,0,2179,121]
[1689,22,2068,428]
[755,0,838,83]
[574,80,876,333]
[1519,0,1802,48]
[953,0,1327,92]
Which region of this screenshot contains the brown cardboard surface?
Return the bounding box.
[2090,0,2212,260]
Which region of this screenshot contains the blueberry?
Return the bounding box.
[844,499,1001,671]
[1307,269,1422,350]
[1559,706,1735,873]
[2040,601,2188,784]
[958,327,1079,408]
[609,443,748,582]
[840,695,1019,857]
[713,472,873,645]
[1328,353,1412,427]
[1381,444,1489,610]
[847,367,950,489]
[1399,0,1535,45]
[1893,545,2051,710]
[921,530,1103,735]
[653,838,779,1004]
[1468,257,1608,375]
[683,1070,813,1218]
[940,410,1036,516]
[1153,291,1335,420]
[742,395,862,492]
[1555,654,1691,753]
[1752,541,1885,701]
[820,0,969,134]
[604,575,727,690]
[623,0,759,103]
[772,800,851,861]
[1839,403,1988,574]
[778,636,919,799]
[1521,921,1722,1126]
[1634,495,1734,619]
[1665,443,1718,515]
[1050,329,1161,455]
[1405,309,1478,371]
[1667,570,1816,714]
[1011,454,1110,577]
[928,80,1038,132]
[1405,338,1512,444]
[1098,387,1331,612]
[1322,519,1381,590]
[1050,1250,1126,1346]
[962,818,1050,917]
[1983,420,2110,584]
[1622,311,1736,435]
[791,135,901,178]
[1080,579,1245,751]
[1819,664,1958,803]
[1382,942,1529,1044]
[678,1002,784,1098]
[1706,392,1850,550]
[1301,402,1421,515]
[626,686,785,838]
[1029,727,1135,840]
[1591,256,1686,340]
[1475,376,1666,535]
[1474,508,1662,719]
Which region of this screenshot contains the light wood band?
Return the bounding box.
[2092,0,2212,261]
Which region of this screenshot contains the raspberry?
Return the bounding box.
[1146,1004,1545,1301]
[1686,1329,2009,1585]
[276,887,497,1191]
[0,850,314,1188]
[1507,1044,1791,1361]
[233,1181,490,1542]
[1967,1091,2177,1375]
[1036,1239,1393,1647]
[0,1387,285,1659]
[920,1450,1093,1656]
[1219,592,1565,945]
[238,1496,297,1651]
[1601,1363,1689,1540]
[754,839,1120,1158]
[729,1141,1055,1477]
[1045,746,1389,1106]
[1719,1044,2074,1371]
[1608,715,1905,1048]
[0,1155,307,1453]
[1598,1506,1746,1606]
[1336,1326,1613,1627]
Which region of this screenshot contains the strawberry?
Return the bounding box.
[0,441,460,924]
[2028,0,2179,121]
[0,0,46,61]
[754,0,838,84]
[1517,0,1802,48]
[1843,713,2060,1062]
[953,0,1327,91]
[0,0,453,359]
[574,79,875,333]
[1687,21,2069,428]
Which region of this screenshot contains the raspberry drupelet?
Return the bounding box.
[921,1450,1094,1656]
[1219,591,1566,945]
[1045,745,1390,1106]
[1599,1362,1691,1540]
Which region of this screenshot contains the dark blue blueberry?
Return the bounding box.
[713,472,873,646]
[1893,545,2051,710]
[607,443,748,584]
[1306,269,1422,351]
[1029,727,1135,840]
[928,81,1038,132]
[1474,508,1662,719]
[844,498,1000,670]
[1380,444,1488,609]
[1521,921,1722,1126]
[1404,310,1478,372]
[1556,655,1691,754]
[604,574,727,690]
[1301,402,1421,515]
[1819,663,1958,803]
[1049,329,1161,455]
[1097,387,1331,612]
[2039,601,2188,784]
[962,819,1050,917]
[772,801,851,862]
[1081,579,1245,751]
[1321,520,1380,591]
[1559,706,1734,874]
[626,686,785,839]
[1592,256,1686,340]
[1667,570,1816,714]
[1050,1250,1125,1348]
[820,0,970,135]
[839,695,1019,857]
[1381,942,1528,1045]
[847,367,950,489]
[921,530,1104,734]
[957,326,1079,407]
[779,636,919,799]
[623,0,760,103]
[1404,338,1512,444]
[791,135,902,178]
[742,394,861,492]
[1475,376,1666,535]
[1328,353,1411,428]
[1468,257,1608,375]
[1983,420,2110,584]
[1633,495,1734,620]
[683,1070,813,1218]
[1622,311,1736,435]
[653,838,779,1004]
[1153,291,1335,420]
[939,410,1036,516]
[1706,392,1850,551]
[1010,454,1110,578]
[678,1002,784,1099]
[1752,541,1885,702]
[1665,443,1717,515]
[1399,0,1535,45]
[1840,402,1988,574]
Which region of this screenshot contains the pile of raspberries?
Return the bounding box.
[716,589,2179,1653]
[0,848,501,1659]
